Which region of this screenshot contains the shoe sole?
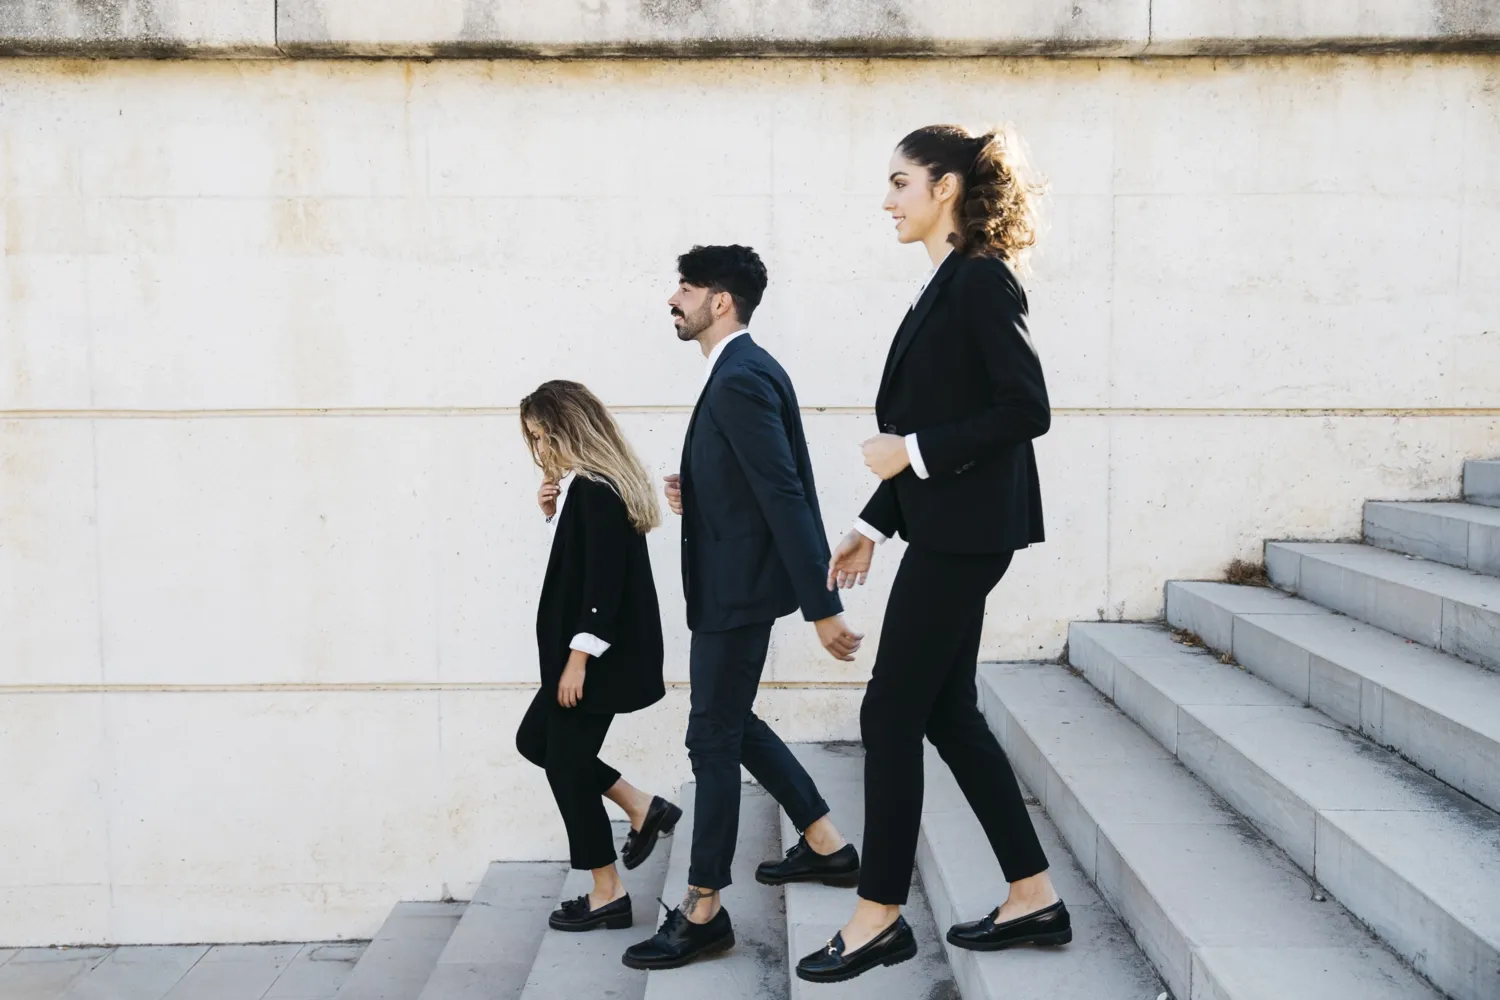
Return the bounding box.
[754,868,860,888]
[620,930,735,970]
[549,912,635,933]
[622,802,684,872]
[945,927,1073,952]
[794,939,919,983]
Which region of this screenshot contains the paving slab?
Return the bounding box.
[264,943,366,1000]
[917,745,1165,1000]
[518,822,672,1000]
[1365,501,1500,577]
[416,861,564,1000]
[336,902,465,1000]
[1265,541,1500,670]
[162,944,303,1000]
[59,946,206,1000]
[1073,624,1500,1000]
[978,662,1446,1000]
[0,949,114,1000]
[777,743,956,1000]
[641,783,788,1000]
[1168,581,1500,815]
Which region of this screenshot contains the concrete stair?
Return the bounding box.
[1265,540,1500,670]
[977,661,1448,1000]
[1363,501,1500,577]
[1070,621,1500,1000]
[1167,581,1500,816]
[916,745,1165,999]
[416,862,565,1000]
[1467,459,1500,508]
[777,743,958,1000]
[518,823,671,1000]
[334,902,468,1000]
[642,782,789,1000]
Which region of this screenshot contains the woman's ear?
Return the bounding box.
[934,171,961,206]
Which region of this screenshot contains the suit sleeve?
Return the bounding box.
[573,478,631,647]
[857,478,902,540]
[708,372,843,623]
[908,264,1051,477]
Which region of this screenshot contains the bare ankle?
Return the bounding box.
[803,816,847,856]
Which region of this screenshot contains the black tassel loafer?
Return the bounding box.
[622,796,684,871]
[795,916,917,984]
[548,893,634,932]
[621,901,735,970]
[755,836,861,887]
[947,899,1072,951]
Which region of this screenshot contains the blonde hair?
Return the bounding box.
[898,123,1047,269]
[520,381,661,534]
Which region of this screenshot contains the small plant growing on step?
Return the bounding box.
[1225,558,1270,587]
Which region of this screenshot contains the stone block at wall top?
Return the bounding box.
[0,0,277,56]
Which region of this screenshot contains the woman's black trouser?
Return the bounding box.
[857,546,1049,904]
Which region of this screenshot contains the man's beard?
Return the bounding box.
[674,302,713,342]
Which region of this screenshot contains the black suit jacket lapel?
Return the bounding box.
[684,333,755,467]
[878,253,961,411]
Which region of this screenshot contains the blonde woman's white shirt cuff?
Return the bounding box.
[853,519,889,544]
[904,433,930,480]
[569,633,611,657]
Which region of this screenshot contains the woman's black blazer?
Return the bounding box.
[536,474,665,714]
[858,252,1051,554]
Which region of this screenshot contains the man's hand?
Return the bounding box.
[814,615,864,662]
[538,479,561,518]
[827,531,875,590]
[663,473,683,516]
[861,434,911,481]
[558,651,588,708]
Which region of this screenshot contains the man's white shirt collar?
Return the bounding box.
[705,328,750,380]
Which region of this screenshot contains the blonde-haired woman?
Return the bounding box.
[516,379,681,933]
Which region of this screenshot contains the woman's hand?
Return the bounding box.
[557,651,588,708]
[663,473,683,516]
[861,434,911,480]
[827,530,875,590]
[538,479,561,518]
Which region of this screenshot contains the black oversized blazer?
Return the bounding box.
[536,474,665,715]
[679,335,844,633]
[859,252,1051,554]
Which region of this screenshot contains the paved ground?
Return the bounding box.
[0,940,367,1000]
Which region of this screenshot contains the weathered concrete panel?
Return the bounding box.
[0,0,277,56]
[276,0,1150,58]
[1149,0,1500,55]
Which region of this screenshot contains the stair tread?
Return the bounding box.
[1268,541,1500,609]
[517,822,673,1000]
[917,745,1165,1000]
[778,743,957,1000]
[1364,501,1500,575]
[414,862,565,1000]
[641,784,789,1000]
[979,662,1446,1000]
[1169,581,1500,741]
[336,902,466,1000]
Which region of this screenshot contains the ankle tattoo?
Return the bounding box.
[681,886,714,913]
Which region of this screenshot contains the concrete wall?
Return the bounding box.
[2,54,1498,945]
[4,0,1500,56]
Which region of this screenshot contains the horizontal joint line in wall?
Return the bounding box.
[1,407,1498,420]
[0,680,868,695]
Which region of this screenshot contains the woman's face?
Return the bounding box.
[525,419,552,465]
[883,148,954,245]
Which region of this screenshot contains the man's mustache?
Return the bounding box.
[670,309,684,319]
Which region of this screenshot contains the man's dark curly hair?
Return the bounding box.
[676,244,768,325]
